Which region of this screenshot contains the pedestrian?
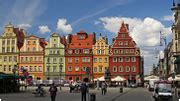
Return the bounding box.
[101,82,107,95]
[69,82,73,93]
[81,82,88,101]
[49,83,58,101]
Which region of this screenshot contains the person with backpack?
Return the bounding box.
[81,82,88,101]
[49,83,58,101]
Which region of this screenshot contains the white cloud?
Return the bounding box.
[38,25,51,34]
[98,17,171,46]
[57,18,72,34]
[162,14,174,21]
[18,24,31,29]
[97,16,172,74]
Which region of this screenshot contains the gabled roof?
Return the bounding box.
[118,21,128,33]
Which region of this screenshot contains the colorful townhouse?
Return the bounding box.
[65,30,96,81]
[0,23,25,74]
[109,22,141,84]
[19,35,47,80]
[92,33,109,79]
[44,33,65,80]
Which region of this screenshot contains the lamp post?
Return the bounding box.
[59,64,63,90]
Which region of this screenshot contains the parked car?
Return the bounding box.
[130,83,137,88]
[153,80,172,101]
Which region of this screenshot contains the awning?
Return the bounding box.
[174,57,180,64]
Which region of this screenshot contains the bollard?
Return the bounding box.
[120,87,123,93]
[90,93,96,101]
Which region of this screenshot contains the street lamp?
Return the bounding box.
[104,68,111,82]
[59,64,63,90]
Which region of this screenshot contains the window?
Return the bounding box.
[94,67,97,72]
[82,57,90,63]
[113,66,117,72]
[97,50,101,54]
[9,56,12,62]
[9,66,11,71]
[84,49,89,54]
[57,50,60,54]
[53,58,57,63]
[2,40,5,45]
[50,50,52,54]
[12,40,15,44]
[47,66,50,72]
[82,67,86,71]
[4,66,6,71]
[27,48,30,51]
[132,57,136,62]
[28,41,31,45]
[75,49,79,54]
[126,66,130,72]
[2,47,5,53]
[94,58,97,63]
[47,58,50,63]
[113,57,117,62]
[122,34,125,38]
[12,47,14,52]
[59,58,63,63]
[125,49,129,53]
[14,56,17,62]
[68,50,73,54]
[99,58,102,63]
[104,58,108,63]
[132,66,136,72]
[53,66,57,72]
[53,44,57,47]
[33,41,36,44]
[26,57,28,61]
[7,47,10,52]
[99,67,102,72]
[119,41,123,45]
[119,66,123,72]
[125,41,128,45]
[75,66,79,72]
[34,67,37,72]
[79,35,85,39]
[75,58,79,63]
[54,39,56,41]
[30,57,33,62]
[39,57,42,61]
[33,47,36,51]
[7,40,10,45]
[68,58,72,63]
[130,49,134,53]
[125,57,130,62]
[119,57,123,62]
[4,56,7,62]
[114,49,118,54]
[120,50,123,54]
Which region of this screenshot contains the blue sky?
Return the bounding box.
[0,0,174,74]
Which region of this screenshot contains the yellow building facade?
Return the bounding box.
[92,33,109,79]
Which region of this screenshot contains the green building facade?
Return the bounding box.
[44,33,65,80]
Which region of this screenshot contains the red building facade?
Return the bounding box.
[65,30,96,81]
[109,22,141,84]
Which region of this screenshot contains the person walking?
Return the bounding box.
[81,82,88,101]
[49,83,58,101]
[101,82,107,95]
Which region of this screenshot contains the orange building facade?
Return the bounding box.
[65,30,96,81]
[19,35,47,80]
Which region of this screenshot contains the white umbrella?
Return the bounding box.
[168,74,180,81]
[144,75,159,81]
[111,76,125,82]
[94,76,105,81]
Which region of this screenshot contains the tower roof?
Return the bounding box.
[6,22,13,28]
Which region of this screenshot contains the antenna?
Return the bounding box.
[173,0,175,6]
